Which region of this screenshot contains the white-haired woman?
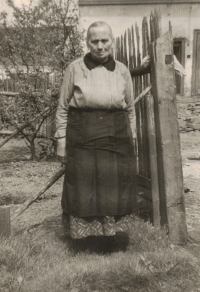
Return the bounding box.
[55,21,149,243]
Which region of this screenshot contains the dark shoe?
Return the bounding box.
[113,232,130,252]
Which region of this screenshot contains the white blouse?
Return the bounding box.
[55,57,136,157]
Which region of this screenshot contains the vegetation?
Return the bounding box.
[0,134,200,292]
[0,0,84,160]
[0,216,199,292]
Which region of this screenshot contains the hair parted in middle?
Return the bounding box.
[86,21,114,43]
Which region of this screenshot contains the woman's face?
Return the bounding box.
[87,26,113,63]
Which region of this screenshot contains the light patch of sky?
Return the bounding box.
[13,0,31,6]
[1,0,31,10]
[1,0,38,21]
[1,0,76,19]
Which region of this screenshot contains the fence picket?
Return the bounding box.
[131,26,136,68]
[135,22,145,177]
[120,35,124,63]
[128,28,133,69]
[141,17,150,178]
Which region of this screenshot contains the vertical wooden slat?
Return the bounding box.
[141,18,150,178]
[117,37,120,61]
[135,22,144,176]
[124,31,128,67]
[116,37,119,61]
[115,37,118,60]
[142,15,160,225]
[136,22,143,93]
[146,95,160,226]
[117,36,120,62]
[150,10,161,43]
[150,12,156,43]
[142,17,149,87]
[131,25,137,100]
[154,9,162,38]
[120,35,124,63]
[128,28,133,69]
[127,27,138,210]
[135,23,141,66]
[131,25,136,68]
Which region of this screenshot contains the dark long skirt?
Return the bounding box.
[62,107,137,220]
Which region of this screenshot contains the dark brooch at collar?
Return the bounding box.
[84,53,116,72]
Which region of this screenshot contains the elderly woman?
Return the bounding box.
[55,21,149,240]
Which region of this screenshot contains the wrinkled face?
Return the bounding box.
[87,26,113,63]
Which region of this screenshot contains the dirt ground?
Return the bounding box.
[0,132,200,246]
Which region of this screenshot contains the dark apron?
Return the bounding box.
[62,107,137,217]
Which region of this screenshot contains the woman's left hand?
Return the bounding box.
[57,155,67,165]
[141,55,150,69]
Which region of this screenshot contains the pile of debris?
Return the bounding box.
[178,102,200,132]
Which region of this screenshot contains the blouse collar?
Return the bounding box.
[84,53,116,72]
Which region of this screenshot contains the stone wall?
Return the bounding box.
[177,97,200,132]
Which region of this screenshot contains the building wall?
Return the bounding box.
[79,3,200,97]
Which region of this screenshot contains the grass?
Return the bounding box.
[0,216,200,292]
[0,135,200,291]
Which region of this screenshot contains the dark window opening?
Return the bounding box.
[173,39,185,95]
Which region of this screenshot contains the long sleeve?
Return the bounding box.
[54,66,74,157]
[124,69,136,139]
[130,65,150,77]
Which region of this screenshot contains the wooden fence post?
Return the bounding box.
[150,29,188,244]
[0,206,11,237]
[146,95,160,227]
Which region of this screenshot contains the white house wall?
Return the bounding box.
[79,3,200,97]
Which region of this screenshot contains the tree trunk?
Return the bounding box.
[30,139,37,161]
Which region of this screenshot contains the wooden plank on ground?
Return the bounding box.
[150,30,187,244]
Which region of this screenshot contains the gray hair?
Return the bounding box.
[86,21,113,43]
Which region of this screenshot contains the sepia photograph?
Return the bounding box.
[0,0,200,291]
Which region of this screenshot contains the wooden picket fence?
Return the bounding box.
[115,11,188,244]
[0,72,57,93]
[0,73,58,138]
[0,77,18,92]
